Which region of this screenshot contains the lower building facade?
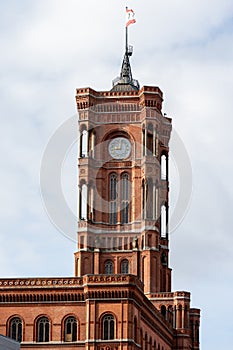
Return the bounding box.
[0,275,200,350]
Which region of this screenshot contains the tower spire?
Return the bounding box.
[111,7,139,92]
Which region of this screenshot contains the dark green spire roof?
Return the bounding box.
[111,26,139,92]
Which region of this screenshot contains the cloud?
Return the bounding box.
[0,1,233,349]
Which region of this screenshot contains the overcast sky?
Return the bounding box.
[0,0,233,349]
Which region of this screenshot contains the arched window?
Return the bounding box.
[141,235,144,250]
[103,314,115,340]
[105,260,113,274]
[80,129,88,157]
[177,305,182,328]
[37,317,50,342]
[145,332,148,350]
[88,185,95,221]
[121,173,129,224]
[149,336,152,350]
[121,259,129,274]
[147,178,153,219]
[89,129,95,158]
[142,126,145,157]
[147,124,153,155]
[155,187,159,220]
[140,329,143,349]
[110,174,117,224]
[9,317,22,343]
[142,179,147,219]
[79,183,87,220]
[161,252,167,265]
[64,316,77,342]
[161,305,167,318]
[168,305,173,324]
[161,154,167,180]
[161,204,167,238]
[141,256,146,283]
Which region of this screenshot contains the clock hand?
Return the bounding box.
[115,140,122,150]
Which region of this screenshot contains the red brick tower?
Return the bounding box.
[74,88,172,296]
[74,22,171,296]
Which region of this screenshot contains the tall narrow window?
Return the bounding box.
[80,184,87,220]
[147,178,153,219]
[121,173,129,224]
[161,154,167,180]
[195,322,199,343]
[89,130,95,158]
[142,180,145,219]
[190,321,194,341]
[103,314,115,340]
[80,129,88,157]
[161,305,167,318]
[110,174,117,224]
[161,204,167,238]
[105,260,113,274]
[9,317,22,343]
[140,329,143,349]
[177,305,182,329]
[147,124,153,155]
[133,317,137,342]
[161,252,167,265]
[168,305,173,325]
[142,127,145,156]
[155,187,159,220]
[149,337,152,350]
[141,256,145,282]
[121,259,129,274]
[142,179,147,219]
[37,317,50,342]
[64,317,77,342]
[145,333,148,350]
[89,186,95,221]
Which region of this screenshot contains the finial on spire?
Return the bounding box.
[111,7,139,92]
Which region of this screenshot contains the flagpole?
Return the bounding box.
[125,7,128,55]
[125,25,128,55]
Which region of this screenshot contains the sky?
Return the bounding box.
[0,0,233,349]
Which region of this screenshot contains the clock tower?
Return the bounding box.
[74,38,172,296]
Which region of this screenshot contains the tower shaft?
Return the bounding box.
[75,85,171,294]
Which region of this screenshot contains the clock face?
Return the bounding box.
[108,137,131,159]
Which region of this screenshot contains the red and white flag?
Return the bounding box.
[126,8,136,27]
